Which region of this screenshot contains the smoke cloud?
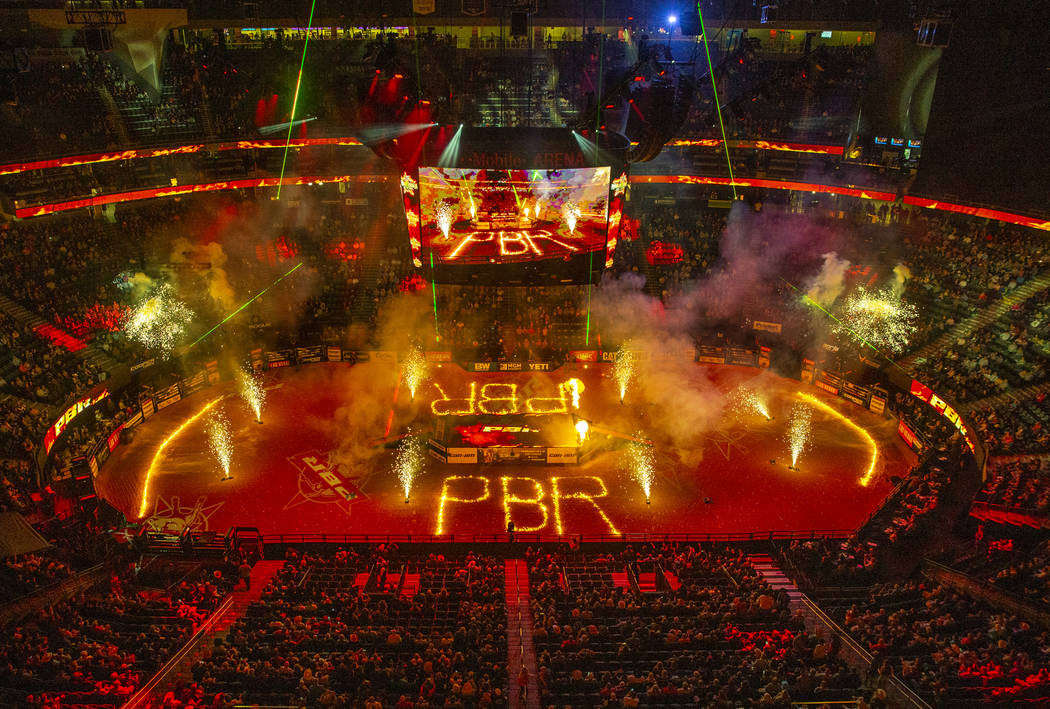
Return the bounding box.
[805,252,851,307]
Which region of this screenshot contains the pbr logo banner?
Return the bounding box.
[414,0,435,13]
[284,450,369,517]
[462,0,485,16]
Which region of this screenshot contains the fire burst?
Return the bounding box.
[563,378,584,409]
[785,402,812,468]
[123,284,194,354]
[835,285,918,353]
[612,347,635,402]
[625,440,655,503]
[575,419,589,443]
[238,370,266,423]
[732,386,771,420]
[401,347,428,400]
[206,408,233,479]
[562,202,581,234]
[435,202,454,239]
[395,434,425,502]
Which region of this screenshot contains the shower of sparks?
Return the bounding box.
[401,347,428,400]
[395,434,425,502]
[238,369,266,422]
[467,191,476,219]
[612,347,635,402]
[562,202,581,234]
[731,386,771,420]
[564,378,584,409]
[123,284,194,354]
[575,419,589,443]
[435,202,454,239]
[834,285,918,353]
[625,439,655,502]
[785,402,812,468]
[206,408,233,479]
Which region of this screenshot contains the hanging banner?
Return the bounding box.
[413,0,436,13]
[753,320,782,334]
[462,0,485,16]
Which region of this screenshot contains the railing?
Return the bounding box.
[799,593,932,709]
[256,530,856,546]
[121,592,236,709]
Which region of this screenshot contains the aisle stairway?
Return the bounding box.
[126,559,286,708]
[505,559,540,709]
[748,553,802,611]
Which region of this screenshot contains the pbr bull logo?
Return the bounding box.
[284,450,368,516]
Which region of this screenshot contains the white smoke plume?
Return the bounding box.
[805,252,851,307]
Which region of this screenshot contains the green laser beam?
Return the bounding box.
[585,250,594,346]
[276,0,318,200]
[781,278,909,373]
[697,4,736,200]
[429,251,440,342]
[186,261,305,350]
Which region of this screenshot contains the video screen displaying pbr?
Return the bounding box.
[417,166,611,266]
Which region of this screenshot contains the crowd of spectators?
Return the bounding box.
[0,567,218,709]
[182,545,508,708]
[828,578,1050,705]
[973,456,1050,517]
[528,543,877,708]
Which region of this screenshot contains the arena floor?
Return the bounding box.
[96,362,914,539]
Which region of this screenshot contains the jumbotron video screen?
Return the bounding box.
[400,164,625,284]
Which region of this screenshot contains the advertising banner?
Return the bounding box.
[910,379,977,453]
[446,448,479,464]
[527,362,551,371]
[697,345,725,364]
[567,350,598,362]
[426,351,452,362]
[869,386,887,415]
[727,347,757,366]
[840,381,871,408]
[296,345,323,364]
[205,360,220,385]
[758,347,771,369]
[370,350,397,364]
[130,358,155,373]
[140,395,155,420]
[498,362,523,371]
[898,419,924,451]
[546,447,578,464]
[155,383,182,411]
[801,358,815,384]
[753,320,782,334]
[43,388,110,455]
[473,362,494,372]
[327,346,342,362]
[266,349,293,369]
[250,348,264,373]
[179,370,207,398]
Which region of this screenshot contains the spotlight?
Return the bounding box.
[668,14,677,24]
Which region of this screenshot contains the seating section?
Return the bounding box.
[0,572,210,709]
[973,456,1050,518]
[192,546,507,707]
[528,544,866,707]
[827,579,1050,706]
